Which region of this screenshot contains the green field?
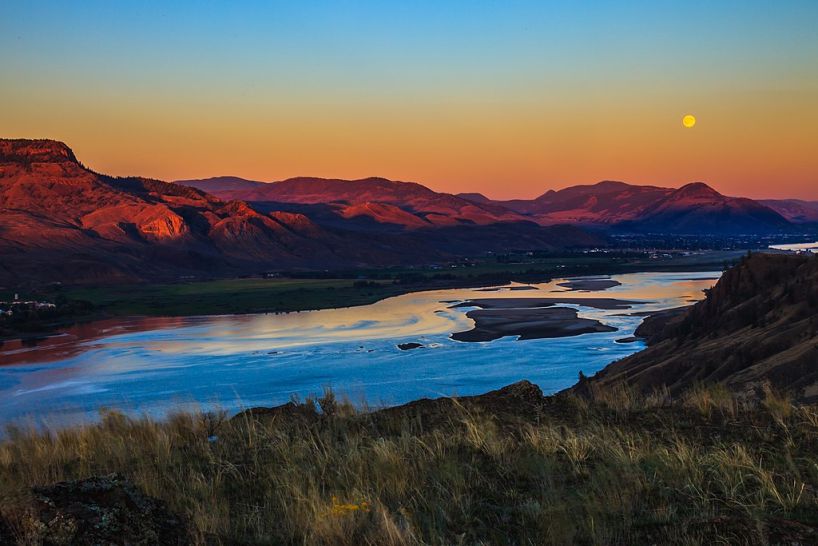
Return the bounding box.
[56,251,742,317]
[0,250,746,340]
[58,278,412,316]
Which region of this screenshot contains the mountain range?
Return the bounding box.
[182,177,809,236]
[0,140,598,285]
[2,138,815,285]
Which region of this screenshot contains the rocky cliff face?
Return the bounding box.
[0,139,78,164]
[583,253,818,402]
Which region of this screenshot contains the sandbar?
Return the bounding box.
[451,306,617,342]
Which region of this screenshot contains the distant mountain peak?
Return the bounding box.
[593,180,632,189]
[281,176,395,185]
[672,182,722,198]
[0,138,78,165]
[355,176,394,184]
[457,192,492,204]
[534,189,557,200]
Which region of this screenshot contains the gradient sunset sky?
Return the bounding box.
[2,1,817,199]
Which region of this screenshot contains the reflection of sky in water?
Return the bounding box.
[0,271,719,429]
[768,242,818,252]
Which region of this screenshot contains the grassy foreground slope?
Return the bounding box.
[1,382,818,545]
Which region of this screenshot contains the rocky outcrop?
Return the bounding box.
[0,140,400,284]
[0,139,78,165]
[24,474,190,545]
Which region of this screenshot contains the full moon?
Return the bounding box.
[682,114,696,128]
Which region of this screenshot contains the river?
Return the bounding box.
[0,270,719,428]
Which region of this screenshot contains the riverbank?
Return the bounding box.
[1,380,816,544]
[1,250,745,342]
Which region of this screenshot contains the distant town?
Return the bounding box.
[0,294,56,317]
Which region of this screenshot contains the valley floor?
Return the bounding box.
[1,250,746,341]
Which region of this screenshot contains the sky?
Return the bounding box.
[2,1,817,199]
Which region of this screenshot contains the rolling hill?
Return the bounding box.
[0,140,426,284]
[2,138,807,286]
[761,199,818,224]
[491,180,673,224]
[178,176,530,229]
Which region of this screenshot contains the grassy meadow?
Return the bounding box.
[58,277,406,316]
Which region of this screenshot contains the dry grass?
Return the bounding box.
[1,387,818,545]
[683,383,741,418]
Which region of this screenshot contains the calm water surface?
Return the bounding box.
[768,241,818,253]
[0,271,719,428]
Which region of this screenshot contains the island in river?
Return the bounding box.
[451,306,617,342]
[449,297,641,342]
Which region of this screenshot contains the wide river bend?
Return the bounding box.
[0,271,719,428]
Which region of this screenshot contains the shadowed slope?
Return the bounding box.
[581,253,818,401]
[497,180,673,224]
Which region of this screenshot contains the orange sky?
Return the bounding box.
[2,2,817,199]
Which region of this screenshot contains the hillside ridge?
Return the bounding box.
[579,252,818,402]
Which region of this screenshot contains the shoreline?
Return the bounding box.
[0,252,742,344]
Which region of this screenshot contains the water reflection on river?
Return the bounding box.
[0,271,719,428]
